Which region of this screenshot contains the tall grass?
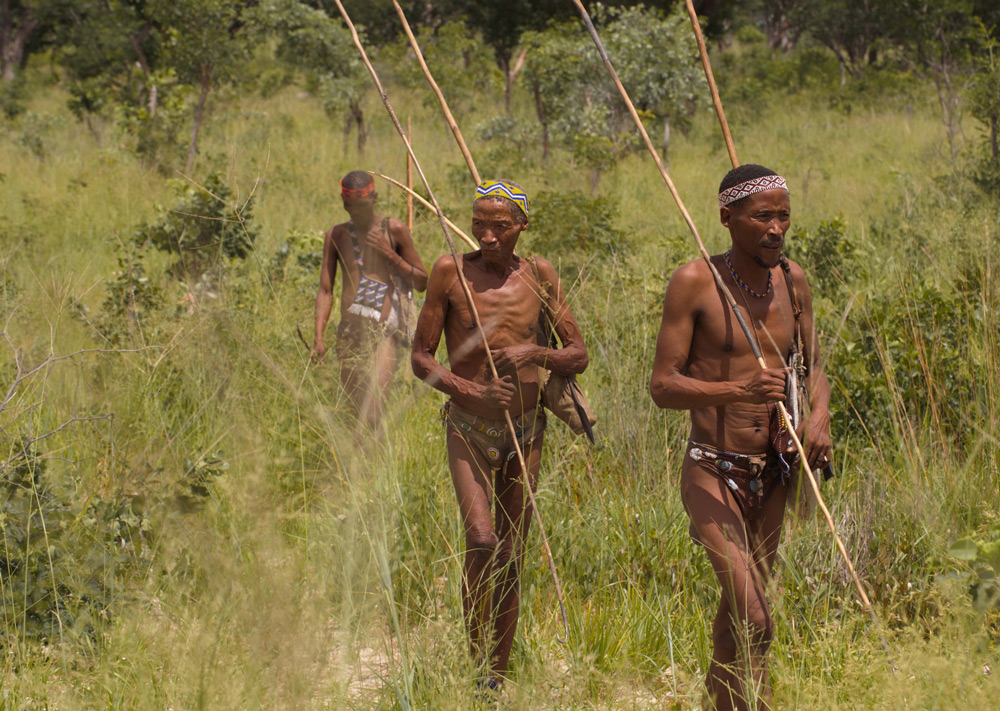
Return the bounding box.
[1,58,998,710]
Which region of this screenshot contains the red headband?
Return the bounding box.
[341,179,375,199]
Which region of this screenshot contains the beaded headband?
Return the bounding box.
[718,174,787,207]
[474,180,530,217]
[341,178,375,199]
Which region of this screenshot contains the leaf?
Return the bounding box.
[948,538,980,561]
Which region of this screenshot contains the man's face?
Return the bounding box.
[720,189,791,268]
[341,192,376,222]
[471,200,527,266]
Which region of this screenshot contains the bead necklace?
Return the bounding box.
[724,250,772,299]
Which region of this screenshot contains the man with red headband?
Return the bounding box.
[313,170,428,425]
[650,164,832,711]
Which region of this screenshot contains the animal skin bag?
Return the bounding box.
[527,257,597,442]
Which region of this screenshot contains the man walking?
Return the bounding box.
[650,164,832,710]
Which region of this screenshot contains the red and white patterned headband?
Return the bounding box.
[341,179,375,199]
[718,175,787,207]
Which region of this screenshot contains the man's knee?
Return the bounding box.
[494,537,517,570]
[744,606,775,652]
[466,525,499,557]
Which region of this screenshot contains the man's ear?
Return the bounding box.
[520,219,529,232]
[720,206,731,228]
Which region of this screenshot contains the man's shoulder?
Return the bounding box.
[669,257,716,290]
[430,253,461,275]
[328,221,351,240]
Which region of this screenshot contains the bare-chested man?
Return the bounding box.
[313,171,428,425]
[650,164,832,711]
[411,180,588,695]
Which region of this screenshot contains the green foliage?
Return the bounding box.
[528,190,621,266]
[11,110,62,158]
[136,173,258,283]
[0,78,26,119]
[1,443,151,641]
[946,522,1000,611]
[261,0,368,149]
[829,280,982,440]
[522,4,704,181]
[96,244,165,346]
[784,215,861,297]
[390,20,502,122]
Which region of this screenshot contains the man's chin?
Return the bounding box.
[754,252,782,269]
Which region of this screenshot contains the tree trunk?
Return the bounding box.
[353,103,366,156]
[0,3,40,82]
[991,115,998,160]
[533,83,549,162]
[186,70,212,173]
[499,54,512,113]
[130,28,157,118]
[661,115,671,166]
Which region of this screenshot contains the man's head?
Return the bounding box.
[473,179,530,226]
[341,170,377,221]
[471,179,530,266]
[719,164,790,269]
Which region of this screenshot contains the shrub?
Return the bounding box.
[135,173,259,285]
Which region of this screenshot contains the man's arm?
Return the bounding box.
[493,257,589,376]
[791,262,832,469]
[411,256,515,408]
[312,227,339,363]
[649,262,786,410]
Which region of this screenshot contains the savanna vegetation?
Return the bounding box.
[1,0,999,708]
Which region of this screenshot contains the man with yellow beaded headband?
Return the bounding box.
[411,179,589,696]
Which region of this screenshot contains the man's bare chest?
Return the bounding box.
[446,272,541,344]
[694,291,796,365]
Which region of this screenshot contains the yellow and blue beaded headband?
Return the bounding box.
[718,174,787,208]
[474,180,530,218]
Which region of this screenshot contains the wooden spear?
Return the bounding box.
[370,172,478,250]
[569,0,890,656]
[392,0,482,185]
[681,0,738,167]
[406,116,414,233]
[331,0,570,644]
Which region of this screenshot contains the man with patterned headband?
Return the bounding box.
[650,164,832,711]
[412,179,588,696]
[313,170,428,425]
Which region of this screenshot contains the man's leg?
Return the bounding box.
[447,427,498,668]
[357,333,398,426]
[490,431,544,679]
[742,478,788,711]
[681,459,787,711]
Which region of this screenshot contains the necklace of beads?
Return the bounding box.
[724,250,772,299]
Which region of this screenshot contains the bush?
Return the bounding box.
[527,190,621,266]
[135,173,259,285]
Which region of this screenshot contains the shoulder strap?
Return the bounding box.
[526,255,558,347]
[347,221,362,264]
[779,256,804,353]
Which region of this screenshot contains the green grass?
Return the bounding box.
[1,57,999,710]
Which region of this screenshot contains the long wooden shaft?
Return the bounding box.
[683,0,738,167]
[570,0,885,647]
[332,0,569,644]
[406,116,414,232]
[370,172,477,250]
[392,0,482,186]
